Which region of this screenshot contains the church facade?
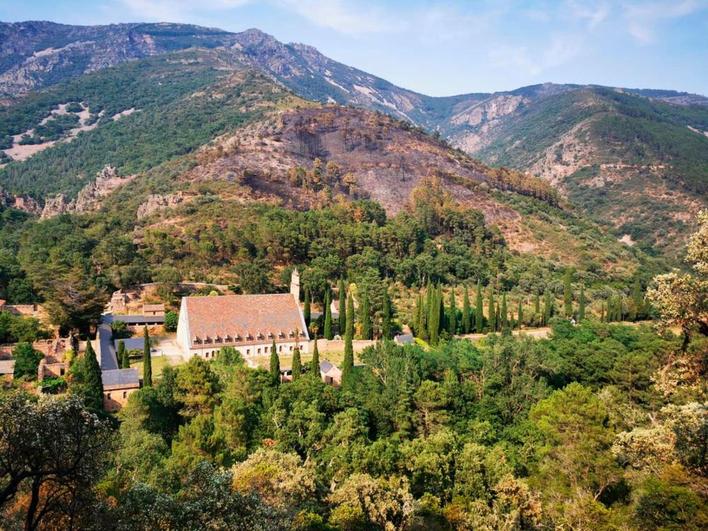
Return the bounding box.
[176,292,309,360]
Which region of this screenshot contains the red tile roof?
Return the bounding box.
[184,294,308,348]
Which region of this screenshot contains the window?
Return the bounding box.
[279,345,283,352]
[257,348,261,354]
[246,349,250,355]
[60,368,65,376]
[289,346,293,352]
[107,393,111,400]
[123,392,127,398]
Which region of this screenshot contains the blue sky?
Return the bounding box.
[1,0,707,96]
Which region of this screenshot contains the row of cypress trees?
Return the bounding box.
[303,281,394,341]
[412,282,589,343]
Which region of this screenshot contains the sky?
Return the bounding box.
[1,0,707,96]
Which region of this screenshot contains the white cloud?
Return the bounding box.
[274,0,402,35]
[488,33,584,78]
[120,0,251,22]
[566,0,610,29]
[623,0,704,44]
[120,0,401,35]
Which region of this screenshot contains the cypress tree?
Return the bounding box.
[517,299,523,329]
[303,289,311,328]
[543,291,552,325]
[324,290,333,340]
[495,303,501,332]
[436,286,443,341]
[311,335,320,375]
[143,326,152,387]
[448,289,457,335]
[462,286,471,334]
[578,284,586,321]
[361,291,372,340]
[338,279,347,334]
[117,340,128,369]
[630,278,642,321]
[414,293,424,337]
[342,294,355,386]
[269,339,280,385]
[428,285,442,345]
[382,290,392,339]
[500,293,508,330]
[488,289,496,332]
[83,340,104,411]
[291,346,301,381]
[563,268,573,318]
[475,282,484,333]
[534,293,541,324]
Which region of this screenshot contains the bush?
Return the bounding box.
[39,376,67,394]
[111,320,131,339]
[12,342,43,380]
[164,310,178,332]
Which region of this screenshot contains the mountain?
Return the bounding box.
[0,21,705,254]
[0,45,647,281]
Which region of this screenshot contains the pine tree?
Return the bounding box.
[324,290,333,340]
[500,292,508,330]
[563,268,574,318]
[291,346,301,381]
[488,289,496,332]
[361,291,372,340]
[382,289,392,339]
[462,286,471,334]
[303,289,311,328]
[143,326,152,387]
[117,340,128,369]
[475,281,484,333]
[338,279,347,334]
[311,335,320,375]
[448,289,457,335]
[83,340,104,411]
[578,284,586,321]
[517,299,523,329]
[269,339,280,385]
[342,294,355,386]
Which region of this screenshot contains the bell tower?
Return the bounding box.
[290,268,300,303]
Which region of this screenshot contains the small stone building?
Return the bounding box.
[176,293,309,360]
[102,368,140,412]
[319,360,342,386]
[142,303,165,317]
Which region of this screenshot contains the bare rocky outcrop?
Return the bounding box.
[0,188,41,214]
[40,165,134,218]
[136,192,186,220]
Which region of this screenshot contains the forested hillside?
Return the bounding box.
[1,22,706,253]
[0,18,706,531]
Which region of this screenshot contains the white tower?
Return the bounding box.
[290,268,300,303]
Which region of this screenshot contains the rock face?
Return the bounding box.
[40,165,133,218]
[0,21,240,97]
[136,192,185,220]
[0,188,41,214]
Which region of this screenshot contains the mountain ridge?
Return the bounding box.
[0,21,706,253]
